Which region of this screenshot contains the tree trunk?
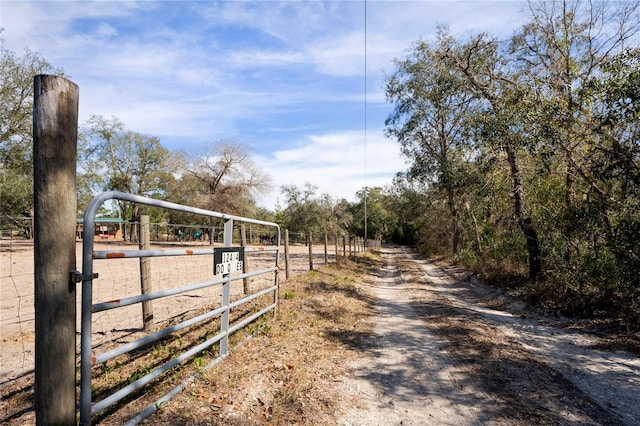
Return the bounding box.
[448,188,460,255]
[505,141,542,278]
[465,201,482,257]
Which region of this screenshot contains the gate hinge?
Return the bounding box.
[70,270,99,283]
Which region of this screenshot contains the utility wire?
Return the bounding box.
[363,0,368,246]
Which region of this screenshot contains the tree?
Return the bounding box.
[79,115,174,239]
[582,47,640,320]
[511,0,640,262]
[184,141,271,217]
[384,174,424,245]
[385,28,479,254]
[279,182,326,235]
[348,187,391,241]
[0,44,63,218]
[436,32,543,278]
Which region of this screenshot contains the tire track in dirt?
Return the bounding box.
[339,246,493,425]
[338,245,636,425]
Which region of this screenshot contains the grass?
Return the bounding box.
[147,256,376,425]
[0,254,378,425]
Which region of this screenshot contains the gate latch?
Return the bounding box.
[70,270,99,283]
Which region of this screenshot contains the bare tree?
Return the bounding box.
[186,140,271,216]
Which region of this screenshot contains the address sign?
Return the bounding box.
[213,247,244,275]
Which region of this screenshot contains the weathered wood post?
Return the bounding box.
[33,75,79,425]
[284,229,290,280]
[139,215,154,332]
[342,235,346,258]
[323,233,328,265]
[308,231,314,270]
[334,233,339,267]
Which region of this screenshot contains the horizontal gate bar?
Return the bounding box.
[92,330,227,416]
[92,276,228,313]
[229,285,277,309]
[93,245,277,259]
[94,305,228,365]
[92,267,276,312]
[228,303,276,335]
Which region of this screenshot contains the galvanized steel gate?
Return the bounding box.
[77,191,280,425]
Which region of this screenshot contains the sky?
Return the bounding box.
[1,0,527,210]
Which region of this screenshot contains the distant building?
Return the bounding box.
[76,218,124,241]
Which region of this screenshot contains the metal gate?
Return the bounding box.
[77,191,280,425]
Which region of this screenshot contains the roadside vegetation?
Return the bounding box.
[142,256,376,425]
[382,1,640,330]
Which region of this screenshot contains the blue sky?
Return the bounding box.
[1,1,526,209]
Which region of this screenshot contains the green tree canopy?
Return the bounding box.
[0,44,63,217]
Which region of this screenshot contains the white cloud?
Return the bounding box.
[229,49,306,68]
[310,31,366,77]
[94,22,117,38]
[255,128,406,208]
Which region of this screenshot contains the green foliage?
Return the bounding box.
[279,182,345,235]
[348,186,393,241]
[382,1,640,328]
[0,45,63,217]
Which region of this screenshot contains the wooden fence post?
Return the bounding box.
[334,233,339,267]
[139,215,154,332]
[284,229,290,280]
[342,235,346,258]
[33,75,79,425]
[308,231,314,270]
[323,233,328,265]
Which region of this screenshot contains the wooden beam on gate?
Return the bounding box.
[33,75,79,425]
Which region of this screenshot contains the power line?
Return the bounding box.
[363,0,368,245]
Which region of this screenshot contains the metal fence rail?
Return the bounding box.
[79,191,280,425]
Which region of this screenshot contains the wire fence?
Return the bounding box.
[1,216,378,424]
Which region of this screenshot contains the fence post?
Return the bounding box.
[308,231,313,270]
[342,235,346,258]
[240,224,250,294]
[33,75,78,425]
[139,215,154,332]
[334,233,339,267]
[323,233,328,265]
[284,229,290,280]
[220,218,233,355]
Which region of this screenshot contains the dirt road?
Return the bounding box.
[338,246,639,425]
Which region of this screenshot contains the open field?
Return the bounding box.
[1,238,334,383]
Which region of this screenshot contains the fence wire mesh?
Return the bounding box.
[1,216,374,424]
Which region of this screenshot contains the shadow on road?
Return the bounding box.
[326,245,625,425]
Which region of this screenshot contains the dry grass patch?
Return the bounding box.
[144,256,376,425]
[0,255,377,426]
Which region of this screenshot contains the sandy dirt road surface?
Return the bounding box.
[338,246,639,425]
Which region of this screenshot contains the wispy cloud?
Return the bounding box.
[2,0,525,209]
[255,129,405,207]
